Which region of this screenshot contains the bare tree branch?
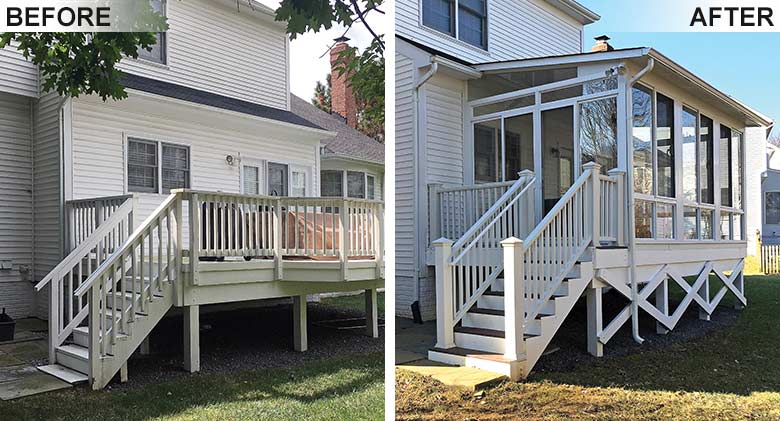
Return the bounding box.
[349,0,384,50]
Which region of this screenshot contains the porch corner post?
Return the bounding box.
[583,162,602,246]
[47,279,59,364]
[608,168,626,246]
[365,288,379,338]
[186,193,198,287]
[428,183,443,242]
[339,199,350,281]
[501,237,525,361]
[274,198,283,280]
[586,279,604,357]
[374,203,384,279]
[433,238,455,349]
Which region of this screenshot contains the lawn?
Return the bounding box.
[321,291,386,317]
[396,275,780,420]
[1,292,385,421]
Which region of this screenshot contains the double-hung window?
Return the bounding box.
[127,138,189,194]
[319,170,377,199]
[138,0,167,64]
[422,0,487,49]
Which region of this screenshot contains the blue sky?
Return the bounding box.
[578,0,779,136]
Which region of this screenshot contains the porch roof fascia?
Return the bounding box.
[473,47,773,128]
[431,56,482,80]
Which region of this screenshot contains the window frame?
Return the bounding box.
[136,0,168,65]
[765,191,780,225]
[126,137,191,195]
[420,0,488,50]
[319,169,378,200]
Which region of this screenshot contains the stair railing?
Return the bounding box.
[598,169,625,245]
[66,194,136,252]
[35,196,136,363]
[433,171,535,349]
[73,192,182,374]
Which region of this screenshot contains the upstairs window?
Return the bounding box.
[138,0,167,64]
[128,138,189,194]
[422,0,487,49]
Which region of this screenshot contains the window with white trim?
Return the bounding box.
[422,0,487,49]
[138,0,167,64]
[268,162,289,196]
[321,170,343,197]
[367,175,376,200]
[242,164,261,195]
[319,170,377,199]
[127,138,189,194]
[766,192,780,225]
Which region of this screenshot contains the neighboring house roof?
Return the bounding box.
[122,73,323,131]
[290,95,384,166]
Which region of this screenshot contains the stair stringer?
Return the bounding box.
[93,281,174,389]
[523,261,594,376]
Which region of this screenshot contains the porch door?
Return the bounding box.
[541,106,575,215]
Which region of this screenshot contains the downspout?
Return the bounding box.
[413,62,438,310]
[625,57,654,345]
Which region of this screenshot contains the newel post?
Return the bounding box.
[433,238,454,349]
[583,162,602,246]
[607,168,626,246]
[428,184,443,242]
[274,198,283,280]
[501,237,525,361]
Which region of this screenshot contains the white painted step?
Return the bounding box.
[454,326,505,353]
[72,326,130,350]
[55,344,90,374]
[37,364,88,384]
[428,347,525,380]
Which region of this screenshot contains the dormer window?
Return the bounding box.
[422,0,487,49]
[138,0,167,64]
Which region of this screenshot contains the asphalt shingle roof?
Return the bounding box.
[290,95,384,165]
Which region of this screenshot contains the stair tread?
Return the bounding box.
[455,326,504,338]
[72,325,130,340]
[484,289,569,298]
[430,347,520,363]
[468,307,503,316]
[37,364,88,384]
[57,344,89,360]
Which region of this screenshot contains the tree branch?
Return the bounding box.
[350,0,384,50]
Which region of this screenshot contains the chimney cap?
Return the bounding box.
[334,36,351,43]
[595,35,610,41]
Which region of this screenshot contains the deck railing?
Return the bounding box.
[598,169,625,245]
[66,195,136,252]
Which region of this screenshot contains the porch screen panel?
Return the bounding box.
[541,106,574,213]
[632,85,653,195]
[656,93,675,198]
[504,114,534,180]
[701,209,713,239]
[682,107,697,202]
[579,97,617,173]
[474,120,501,182]
[635,200,653,238]
[720,125,733,207]
[683,206,698,240]
[733,130,744,209]
[656,202,675,239]
[699,115,714,204]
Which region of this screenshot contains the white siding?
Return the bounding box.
[69,94,320,225]
[425,79,464,186]
[119,0,289,110]
[745,126,767,251]
[0,93,34,318]
[32,93,63,318]
[397,0,583,64]
[0,44,38,98]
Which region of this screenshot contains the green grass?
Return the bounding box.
[397,275,780,420]
[3,353,384,421]
[320,292,385,318]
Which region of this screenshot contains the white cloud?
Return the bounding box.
[255,0,386,102]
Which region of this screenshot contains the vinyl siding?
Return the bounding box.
[0,93,33,319]
[745,126,767,252]
[119,0,289,110]
[69,94,320,227]
[0,44,38,98]
[395,52,418,318]
[33,93,63,318]
[397,0,583,64]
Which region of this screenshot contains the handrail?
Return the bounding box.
[177,189,384,206]
[438,179,515,193]
[66,194,134,205]
[74,193,179,297]
[35,199,135,291]
[522,170,590,249]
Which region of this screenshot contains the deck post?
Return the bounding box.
[187,193,199,286]
[735,270,746,310]
[139,335,151,355]
[120,363,128,383]
[586,280,604,357]
[373,203,384,279]
[183,305,200,372]
[698,274,711,321]
[433,238,455,349]
[339,200,350,281]
[655,278,669,334]
[607,169,626,245]
[47,280,58,364]
[365,289,379,338]
[584,162,601,246]
[274,198,283,280]
[293,295,308,351]
[501,237,525,361]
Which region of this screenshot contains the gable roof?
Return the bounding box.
[290,95,384,166]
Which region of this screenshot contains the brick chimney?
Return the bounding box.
[591,35,614,53]
[330,36,358,129]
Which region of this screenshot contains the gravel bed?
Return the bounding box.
[530,289,740,375]
[103,300,383,391]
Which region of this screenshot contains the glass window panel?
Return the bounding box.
[632,85,653,195]
[468,68,577,101]
[701,209,713,239]
[542,107,574,213]
[720,211,732,240]
[422,0,454,35]
[504,114,534,180]
[733,213,742,240]
[367,175,376,200]
[268,163,288,196]
[656,93,675,198]
[474,120,501,182]
[347,171,366,198]
[291,171,306,197]
[635,200,653,238]
[458,8,485,48]
[137,0,166,64]
[720,125,733,207]
[473,95,534,116]
[682,107,697,202]
[161,144,189,192]
[766,192,780,224]
[699,115,714,204]
[243,165,260,195]
[127,139,158,193]
[541,85,583,103]
[321,170,343,197]
[579,97,618,173]
[656,203,675,239]
[542,77,618,104]
[584,76,618,94]
[733,130,743,209]
[683,206,698,240]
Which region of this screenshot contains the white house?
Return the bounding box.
[395,0,772,379]
[761,142,780,243]
[0,0,384,389]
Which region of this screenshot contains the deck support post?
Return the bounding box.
[293,295,308,351]
[433,238,455,349]
[139,335,151,355]
[586,281,604,357]
[655,278,669,334]
[183,305,200,373]
[501,238,525,361]
[734,271,746,310]
[120,362,128,383]
[365,289,379,338]
[698,274,711,321]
